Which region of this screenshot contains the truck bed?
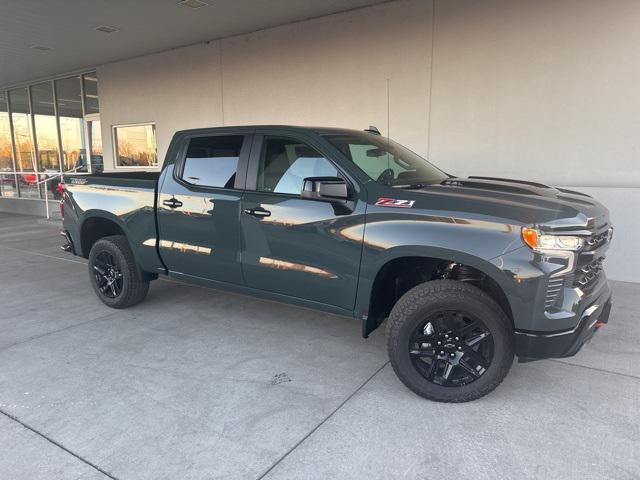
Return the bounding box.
[62,171,165,274]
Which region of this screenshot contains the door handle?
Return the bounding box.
[243,207,271,218]
[163,197,183,209]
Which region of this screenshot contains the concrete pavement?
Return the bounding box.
[0,212,638,480]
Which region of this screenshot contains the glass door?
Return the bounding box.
[84,114,102,173]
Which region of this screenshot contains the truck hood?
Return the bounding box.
[405,176,610,231]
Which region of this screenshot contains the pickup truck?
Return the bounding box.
[60,125,614,402]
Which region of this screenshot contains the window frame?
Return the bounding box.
[173,130,254,192]
[245,131,355,199]
[112,122,158,169]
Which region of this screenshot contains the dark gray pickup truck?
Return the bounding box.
[60,125,613,402]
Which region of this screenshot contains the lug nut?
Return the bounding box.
[440,351,445,355]
[450,353,455,358]
[444,334,449,338]
[458,346,463,351]
[455,337,459,341]
[437,341,441,345]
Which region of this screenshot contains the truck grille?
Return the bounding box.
[583,229,611,251]
[571,225,611,293]
[545,224,610,311]
[574,257,605,292]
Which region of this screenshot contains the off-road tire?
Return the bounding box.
[88,235,150,309]
[386,280,514,402]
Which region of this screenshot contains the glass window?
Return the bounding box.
[88,119,103,172]
[181,135,244,189]
[9,87,39,198]
[257,137,337,195]
[0,91,17,197]
[113,123,157,167]
[56,76,86,172]
[31,82,60,173]
[83,72,100,115]
[323,133,448,187]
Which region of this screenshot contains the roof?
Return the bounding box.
[174,125,380,136]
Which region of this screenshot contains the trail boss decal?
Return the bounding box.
[375,197,415,208]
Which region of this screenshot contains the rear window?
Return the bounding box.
[181,135,244,189]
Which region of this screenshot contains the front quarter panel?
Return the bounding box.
[355,183,527,323]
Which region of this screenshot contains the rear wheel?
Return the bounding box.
[386,280,514,402]
[88,235,149,309]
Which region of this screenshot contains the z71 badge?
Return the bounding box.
[375,197,415,208]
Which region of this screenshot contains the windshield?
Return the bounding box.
[323,132,449,187]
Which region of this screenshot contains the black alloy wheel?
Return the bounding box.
[92,251,124,298]
[386,280,514,402]
[408,311,494,387]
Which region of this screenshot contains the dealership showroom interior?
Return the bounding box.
[0,0,638,479]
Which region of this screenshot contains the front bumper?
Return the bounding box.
[514,287,612,361]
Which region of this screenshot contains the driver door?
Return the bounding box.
[240,132,366,311]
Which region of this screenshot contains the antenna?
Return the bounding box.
[386,78,391,175]
[386,78,390,140]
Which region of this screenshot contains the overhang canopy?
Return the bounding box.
[0,0,385,88]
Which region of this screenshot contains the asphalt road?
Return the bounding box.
[0,212,638,480]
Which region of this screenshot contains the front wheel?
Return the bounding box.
[88,235,149,309]
[386,280,514,402]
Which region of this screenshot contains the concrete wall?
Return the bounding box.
[0,197,48,217]
[430,0,640,188]
[98,43,223,171]
[97,0,640,281]
[98,0,433,167]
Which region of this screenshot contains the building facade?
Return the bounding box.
[0,0,638,281]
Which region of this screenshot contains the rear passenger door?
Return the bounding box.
[157,131,252,285]
[239,132,366,311]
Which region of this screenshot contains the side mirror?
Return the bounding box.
[301,177,349,201]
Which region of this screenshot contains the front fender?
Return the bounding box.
[354,209,528,334]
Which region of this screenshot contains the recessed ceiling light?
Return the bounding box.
[95,25,120,34]
[177,0,209,9]
[30,44,53,51]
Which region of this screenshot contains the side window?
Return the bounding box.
[181,135,244,189]
[256,137,338,194]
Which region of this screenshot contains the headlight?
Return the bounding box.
[521,227,584,251]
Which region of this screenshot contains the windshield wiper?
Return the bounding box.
[391,183,427,189]
[392,177,453,189]
[440,176,458,185]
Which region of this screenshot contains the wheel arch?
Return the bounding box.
[358,247,515,338]
[79,212,130,259]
